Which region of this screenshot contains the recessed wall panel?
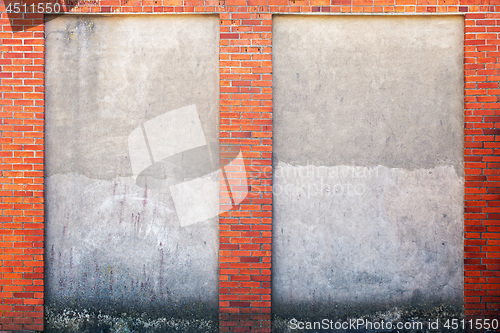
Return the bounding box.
[272,15,464,324]
[45,15,219,331]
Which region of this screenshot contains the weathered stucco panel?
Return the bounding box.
[273,15,463,172]
[45,15,219,332]
[272,15,464,325]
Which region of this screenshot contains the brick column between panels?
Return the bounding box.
[219,10,273,333]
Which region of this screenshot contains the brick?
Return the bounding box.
[2,3,500,332]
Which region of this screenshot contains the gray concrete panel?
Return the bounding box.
[45,15,219,332]
[273,15,464,173]
[272,15,464,324]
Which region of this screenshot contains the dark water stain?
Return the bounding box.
[50,245,55,263]
[45,304,218,333]
[272,301,464,333]
[132,212,142,235]
[159,244,164,297]
[142,183,148,211]
[118,185,127,225]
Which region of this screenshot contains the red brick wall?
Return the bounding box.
[219,11,274,333]
[464,11,500,320]
[0,1,498,332]
[0,8,45,331]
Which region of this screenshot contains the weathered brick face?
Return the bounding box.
[0,0,499,331]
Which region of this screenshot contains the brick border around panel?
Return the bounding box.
[0,10,45,332]
[463,10,500,320]
[0,0,498,332]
